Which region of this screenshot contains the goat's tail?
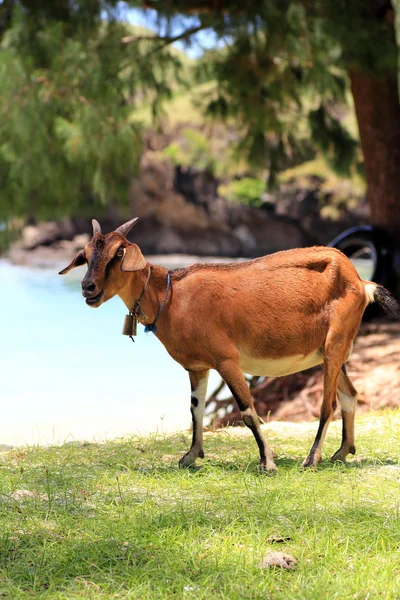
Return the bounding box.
[364,282,400,318]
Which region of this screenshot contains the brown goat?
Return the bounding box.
[59,218,400,471]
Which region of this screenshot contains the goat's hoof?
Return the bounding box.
[179,450,204,469]
[260,461,278,474]
[331,452,347,464]
[179,455,194,469]
[302,455,321,469]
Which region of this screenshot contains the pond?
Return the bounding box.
[0,259,223,446]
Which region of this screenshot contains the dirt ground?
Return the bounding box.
[207,321,400,426]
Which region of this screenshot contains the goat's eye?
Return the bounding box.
[116,248,124,258]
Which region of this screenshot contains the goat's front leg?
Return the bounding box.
[179,370,209,468]
[218,360,277,472]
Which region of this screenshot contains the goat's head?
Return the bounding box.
[58,218,147,307]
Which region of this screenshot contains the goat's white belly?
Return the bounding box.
[239,350,323,377]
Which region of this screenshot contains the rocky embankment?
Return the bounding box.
[7,150,367,267]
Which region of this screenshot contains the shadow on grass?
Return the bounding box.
[5,439,400,486]
[275,455,400,471]
[1,496,398,598]
[126,454,400,479]
[184,454,400,475]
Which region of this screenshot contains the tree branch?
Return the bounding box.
[121,24,206,52]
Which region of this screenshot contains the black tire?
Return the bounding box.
[329,226,394,287]
[329,226,395,320]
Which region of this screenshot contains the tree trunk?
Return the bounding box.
[349,69,400,297]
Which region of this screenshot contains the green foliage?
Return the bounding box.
[219,177,265,207]
[0,0,398,222]
[193,1,365,181]
[0,8,183,221]
[164,128,216,173]
[308,105,359,176]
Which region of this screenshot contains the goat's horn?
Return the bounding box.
[92,219,102,236]
[115,217,139,237]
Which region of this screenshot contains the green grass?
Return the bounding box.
[1,411,400,598]
[132,81,216,127]
[279,156,365,192]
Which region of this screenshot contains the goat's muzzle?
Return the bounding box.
[81,281,103,307]
[84,291,103,306]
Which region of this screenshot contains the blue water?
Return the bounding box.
[0,259,222,445]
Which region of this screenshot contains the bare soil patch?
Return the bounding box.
[207,321,400,426]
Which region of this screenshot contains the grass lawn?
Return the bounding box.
[1,411,400,599]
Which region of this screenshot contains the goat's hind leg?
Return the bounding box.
[331,365,357,463]
[179,370,209,468]
[303,336,350,468]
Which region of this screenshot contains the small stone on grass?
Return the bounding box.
[261,551,297,570]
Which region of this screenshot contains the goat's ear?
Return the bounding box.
[58,249,87,275]
[121,244,147,272]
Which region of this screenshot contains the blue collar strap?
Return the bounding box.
[144,272,171,334]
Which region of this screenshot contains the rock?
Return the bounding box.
[181,227,243,257]
[22,222,60,249]
[261,551,297,570]
[72,234,90,249]
[130,151,175,217]
[19,218,77,250]
[7,149,319,264]
[277,178,369,245]
[8,239,85,268]
[156,228,187,254]
[174,165,219,208]
[130,151,213,232]
[157,192,210,230]
[239,212,314,256]
[233,225,257,251]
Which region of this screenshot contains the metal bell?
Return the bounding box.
[122,313,137,337]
